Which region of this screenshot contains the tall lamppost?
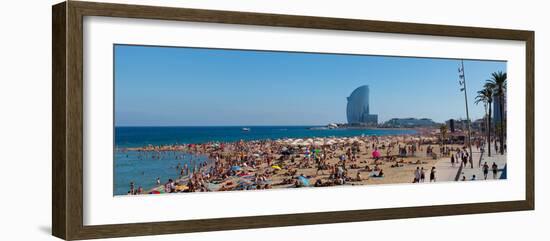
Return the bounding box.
[458,60,474,168]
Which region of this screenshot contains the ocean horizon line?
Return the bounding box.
[115,125,330,128]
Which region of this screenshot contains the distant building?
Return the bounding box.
[472,118,487,132]
[346,85,378,125]
[446,118,471,132]
[383,118,438,128]
[445,118,485,136]
[448,119,456,132]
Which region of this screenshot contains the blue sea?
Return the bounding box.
[114,126,417,195]
[115,126,418,147]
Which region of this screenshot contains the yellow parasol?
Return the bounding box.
[175,185,189,191]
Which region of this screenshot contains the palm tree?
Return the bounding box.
[486,71,507,155]
[475,87,493,157]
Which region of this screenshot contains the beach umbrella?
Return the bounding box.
[271,165,282,170]
[237,172,250,177]
[298,176,310,187]
[150,190,161,194]
[231,166,242,171]
[372,150,381,158]
[175,185,189,192]
[207,183,221,191]
[235,179,254,190]
[313,141,324,146]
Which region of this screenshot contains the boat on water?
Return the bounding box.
[242,128,251,132]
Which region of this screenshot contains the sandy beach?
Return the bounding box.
[118,130,487,195]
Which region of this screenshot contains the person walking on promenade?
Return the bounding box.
[492,162,499,179]
[483,162,489,180]
[414,167,421,183]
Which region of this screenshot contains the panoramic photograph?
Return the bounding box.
[114,45,507,196]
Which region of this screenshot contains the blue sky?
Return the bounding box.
[114,45,506,126]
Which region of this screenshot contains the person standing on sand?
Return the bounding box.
[483,162,490,180]
[492,162,499,179]
[129,182,135,195]
[164,180,171,193]
[414,167,421,183]
[430,166,436,182]
[316,160,325,175]
[420,167,426,182]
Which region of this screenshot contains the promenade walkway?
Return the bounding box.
[433,144,506,182]
[459,145,507,181]
[433,154,461,182]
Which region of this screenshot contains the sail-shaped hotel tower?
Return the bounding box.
[346,85,378,126]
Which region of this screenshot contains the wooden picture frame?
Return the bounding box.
[52,1,534,240]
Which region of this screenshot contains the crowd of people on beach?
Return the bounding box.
[120,132,505,195]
